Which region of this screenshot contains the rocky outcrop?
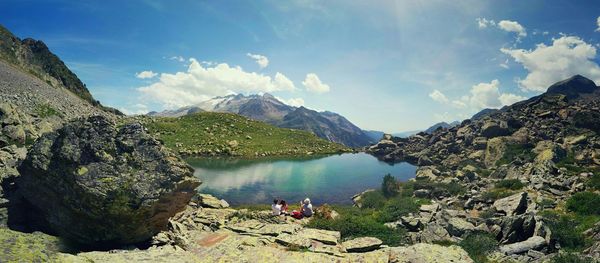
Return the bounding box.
[195,193,230,209]
[17,115,200,246]
[342,237,383,252]
[493,192,527,216]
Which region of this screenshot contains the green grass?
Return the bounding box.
[494,179,525,190]
[306,205,410,246]
[496,143,535,166]
[34,103,61,118]
[566,192,600,216]
[305,175,427,246]
[541,210,600,252]
[481,188,515,201]
[551,253,595,263]
[458,232,498,263]
[143,112,350,157]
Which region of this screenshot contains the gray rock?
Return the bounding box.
[446,218,475,237]
[342,237,383,253]
[493,192,527,216]
[196,194,229,209]
[481,121,510,138]
[17,116,201,246]
[499,236,546,255]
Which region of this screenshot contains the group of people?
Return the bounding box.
[272,197,313,219]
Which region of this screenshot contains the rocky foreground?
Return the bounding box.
[367,75,600,262]
[1,197,475,263]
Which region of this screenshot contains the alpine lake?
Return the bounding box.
[186,153,416,206]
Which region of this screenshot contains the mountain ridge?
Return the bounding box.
[149,93,374,147]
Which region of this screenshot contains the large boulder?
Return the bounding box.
[493,192,527,216]
[481,121,510,138]
[17,116,201,246]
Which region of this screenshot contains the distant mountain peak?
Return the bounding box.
[546,74,598,99]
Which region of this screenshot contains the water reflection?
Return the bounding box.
[187,153,416,205]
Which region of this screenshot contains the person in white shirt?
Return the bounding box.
[272,199,282,216]
[301,198,313,217]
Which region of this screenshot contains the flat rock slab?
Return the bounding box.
[275,233,312,248]
[298,228,341,245]
[499,236,546,255]
[390,243,474,263]
[342,237,383,253]
[226,220,302,236]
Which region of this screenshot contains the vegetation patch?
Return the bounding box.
[34,103,61,118]
[566,192,600,216]
[494,179,525,190]
[496,143,535,166]
[541,210,599,251]
[143,112,350,158]
[481,188,515,202]
[306,176,426,246]
[458,232,498,263]
[551,252,595,263]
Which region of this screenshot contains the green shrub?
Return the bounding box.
[35,103,61,118]
[382,174,399,198]
[495,179,525,190]
[377,197,420,223]
[587,173,600,190]
[496,143,535,166]
[551,252,594,263]
[566,192,600,216]
[542,212,590,251]
[481,188,514,201]
[360,191,386,209]
[306,206,407,246]
[458,232,498,263]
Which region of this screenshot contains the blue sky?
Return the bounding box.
[2,0,600,132]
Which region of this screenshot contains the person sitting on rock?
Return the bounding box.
[291,198,313,219]
[272,199,282,216]
[280,200,289,215]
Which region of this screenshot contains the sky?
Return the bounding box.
[2,0,600,132]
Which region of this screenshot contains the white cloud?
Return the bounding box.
[135,70,157,79]
[596,16,600,32]
[170,56,185,62]
[429,89,449,103]
[119,103,148,115]
[138,58,297,109]
[246,53,269,69]
[498,20,527,37]
[499,93,526,105]
[476,17,495,29]
[302,73,331,93]
[430,80,525,110]
[501,36,600,91]
[274,72,296,91]
[276,96,305,107]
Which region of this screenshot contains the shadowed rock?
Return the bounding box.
[17,115,200,246]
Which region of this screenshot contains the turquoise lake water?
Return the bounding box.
[187,153,416,206]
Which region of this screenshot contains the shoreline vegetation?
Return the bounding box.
[138,112,353,158]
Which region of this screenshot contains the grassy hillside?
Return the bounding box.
[142,112,351,157]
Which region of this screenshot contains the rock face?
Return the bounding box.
[17,115,201,246]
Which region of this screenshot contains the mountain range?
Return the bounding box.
[149,93,375,147]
